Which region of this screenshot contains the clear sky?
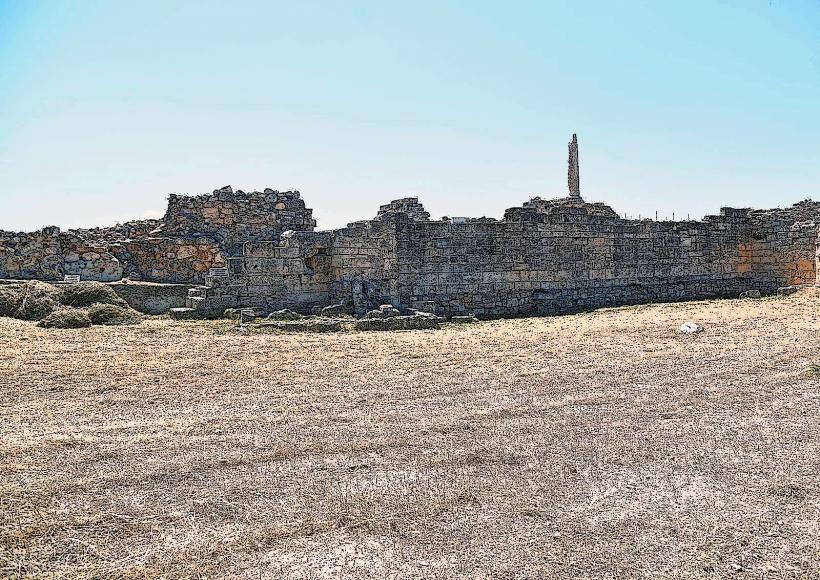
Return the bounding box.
[1,0,819,231]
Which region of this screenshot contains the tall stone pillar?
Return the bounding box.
[568,133,581,199]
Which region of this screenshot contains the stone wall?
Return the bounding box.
[0,186,315,284]
[196,197,820,318]
[163,186,316,254]
[0,227,123,282]
[114,237,227,284]
[2,185,818,316]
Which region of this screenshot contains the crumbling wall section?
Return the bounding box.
[391,206,757,317]
[163,186,316,253]
[745,200,820,288]
[0,227,123,282]
[113,237,227,284]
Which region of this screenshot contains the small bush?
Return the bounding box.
[37,308,92,329]
[88,303,142,325]
[0,281,61,320]
[60,281,127,308]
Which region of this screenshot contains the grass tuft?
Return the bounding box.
[37,308,92,329]
[87,303,142,325]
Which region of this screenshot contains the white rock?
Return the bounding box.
[679,322,703,334]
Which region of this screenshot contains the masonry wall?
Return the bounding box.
[200,198,820,318]
[163,186,316,254]
[0,227,123,282]
[2,188,817,315]
[0,186,315,284]
[388,210,753,316]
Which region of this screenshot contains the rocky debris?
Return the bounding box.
[450,315,478,324]
[239,309,255,324]
[259,318,342,333]
[267,309,303,321]
[169,307,199,320]
[355,313,443,331]
[363,304,401,319]
[37,308,92,329]
[321,303,349,316]
[678,322,703,334]
[740,289,762,299]
[87,303,142,325]
[777,285,801,296]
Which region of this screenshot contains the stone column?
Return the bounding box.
[568,133,581,199]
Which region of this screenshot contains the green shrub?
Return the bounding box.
[0,281,61,320]
[37,308,92,329]
[60,281,127,308]
[88,303,142,325]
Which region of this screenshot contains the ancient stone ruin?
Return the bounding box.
[1,135,818,320]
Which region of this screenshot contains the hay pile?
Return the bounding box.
[37,309,92,329]
[0,281,61,320]
[60,281,128,308]
[0,280,141,328]
[88,303,142,325]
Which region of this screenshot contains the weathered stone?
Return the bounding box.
[777,285,801,296]
[169,307,200,320]
[267,309,303,321]
[363,304,401,319]
[321,303,349,316]
[568,133,581,199]
[259,319,342,332]
[679,322,703,334]
[740,289,762,299]
[450,315,478,324]
[355,314,442,331]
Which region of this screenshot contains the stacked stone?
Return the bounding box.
[163,185,316,253]
[375,198,431,222]
[116,237,226,283]
[2,186,819,318]
[0,227,122,282]
[191,195,820,320]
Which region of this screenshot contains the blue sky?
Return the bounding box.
[1,0,818,231]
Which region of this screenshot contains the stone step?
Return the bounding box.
[185,296,205,309]
[187,287,207,299]
[169,307,200,320]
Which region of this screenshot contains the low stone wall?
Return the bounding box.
[107,281,195,314]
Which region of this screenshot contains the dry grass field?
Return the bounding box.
[2,290,820,578]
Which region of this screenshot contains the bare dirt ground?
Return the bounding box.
[2,291,820,579]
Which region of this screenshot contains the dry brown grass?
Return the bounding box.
[2,290,820,578]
